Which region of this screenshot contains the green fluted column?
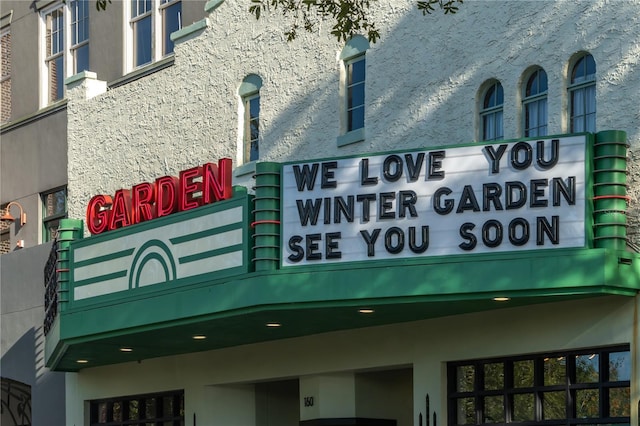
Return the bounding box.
[593,130,628,250]
[56,218,84,310]
[252,162,281,271]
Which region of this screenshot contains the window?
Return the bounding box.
[448,345,630,426]
[42,187,67,242]
[40,0,90,106]
[239,74,262,163]
[127,0,182,70]
[523,68,548,137]
[1,378,32,425]
[338,35,369,146]
[90,390,184,426]
[480,81,504,141]
[569,53,596,132]
[1,28,11,123]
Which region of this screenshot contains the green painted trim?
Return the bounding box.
[35,0,58,11]
[74,248,135,268]
[239,74,263,97]
[109,56,174,89]
[170,18,208,43]
[235,161,257,177]
[337,127,365,147]
[65,70,98,86]
[0,100,67,134]
[340,35,370,60]
[1,10,12,29]
[204,0,225,14]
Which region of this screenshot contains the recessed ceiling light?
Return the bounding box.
[192,335,207,340]
[120,347,133,352]
[358,308,375,314]
[76,359,89,364]
[493,297,510,302]
[266,322,281,327]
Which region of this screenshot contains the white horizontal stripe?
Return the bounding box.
[74,276,129,300]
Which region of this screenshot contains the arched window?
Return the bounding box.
[337,35,369,147]
[239,74,262,163]
[523,68,548,137]
[569,53,596,132]
[481,81,504,141]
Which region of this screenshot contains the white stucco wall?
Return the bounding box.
[66,0,640,243]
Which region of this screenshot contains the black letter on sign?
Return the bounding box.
[456,185,480,214]
[306,234,322,260]
[483,183,503,211]
[288,235,304,262]
[293,164,319,191]
[428,150,445,180]
[505,181,527,210]
[433,187,454,215]
[360,159,378,186]
[385,227,405,254]
[537,216,559,245]
[409,226,429,253]
[537,139,559,169]
[326,232,342,259]
[459,222,477,251]
[405,153,425,181]
[360,229,381,257]
[484,144,508,174]
[530,179,548,208]
[482,220,503,248]
[509,218,529,246]
[511,142,533,170]
[321,161,338,188]
[383,155,403,182]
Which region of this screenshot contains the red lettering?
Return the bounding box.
[85,159,234,234]
[179,166,203,211]
[131,182,155,224]
[202,158,233,203]
[156,175,179,218]
[108,190,132,230]
[86,194,113,235]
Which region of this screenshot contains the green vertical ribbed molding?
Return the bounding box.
[593,130,629,250]
[252,162,281,271]
[56,218,84,310]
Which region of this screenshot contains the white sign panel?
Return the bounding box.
[281,136,587,267]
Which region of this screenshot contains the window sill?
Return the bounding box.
[234,161,257,177]
[337,128,365,147]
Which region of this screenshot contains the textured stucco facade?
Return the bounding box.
[67,1,640,245]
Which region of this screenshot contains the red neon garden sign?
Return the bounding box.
[86,158,233,235]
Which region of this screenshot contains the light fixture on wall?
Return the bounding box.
[1,201,27,225]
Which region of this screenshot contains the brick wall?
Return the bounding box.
[1,30,11,123]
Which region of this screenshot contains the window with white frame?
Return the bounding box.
[239,74,262,164]
[569,53,596,133]
[338,35,369,147]
[40,0,89,107]
[523,68,548,137]
[127,0,182,70]
[480,81,504,141]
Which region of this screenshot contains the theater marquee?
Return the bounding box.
[281,136,587,266]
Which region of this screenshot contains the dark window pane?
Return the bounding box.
[484,363,503,390]
[543,391,566,420]
[348,105,364,131]
[514,360,534,388]
[348,84,365,109]
[609,351,630,381]
[457,365,475,392]
[513,393,534,422]
[610,387,630,417]
[163,1,181,55]
[457,397,476,424]
[135,15,152,66]
[576,354,599,383]
[483,396,504,423]
[576,389,599,418]
[349,58,365,83]
[75,43,89,74]
[544,357,566,385]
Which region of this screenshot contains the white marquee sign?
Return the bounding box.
[281,136,587,267]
